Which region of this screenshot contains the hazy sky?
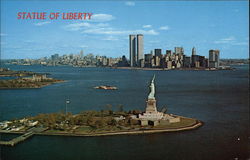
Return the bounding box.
[0,1,249,59]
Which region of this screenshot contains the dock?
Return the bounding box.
[0,131,34,146]
[0,127,48,146]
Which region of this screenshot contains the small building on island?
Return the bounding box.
[136,75,180,126]
[22,74,52,82]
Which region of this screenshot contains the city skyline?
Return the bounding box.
[1,1,249,59]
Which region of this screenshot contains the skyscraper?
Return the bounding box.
[154,49,162,57]
[129,34,144,67]
[80,50,84,59]
[129,35,136,67]
[175,47,184,55]
[137,34,144,66]
[166,50,172,56]
[209,50,220,68]
[192,47,196,56]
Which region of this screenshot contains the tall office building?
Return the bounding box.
[183,56,191,68]
[79,50,84,59]
[175,47,184,55]
[144,53,153,67]
[129,35,137,67]
[192,47,196,56]
[137,34,144,66]
[209,50,220,68]
[166,50,172,56]
[129,34,144,67]
[154,49,162,57]
[191,55,199,68]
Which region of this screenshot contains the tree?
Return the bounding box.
[108,118,117,126]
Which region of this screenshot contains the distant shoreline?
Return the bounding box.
[110,66,232,71]
[0,80,65,89]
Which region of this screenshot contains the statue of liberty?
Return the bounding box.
[148,75,155,100]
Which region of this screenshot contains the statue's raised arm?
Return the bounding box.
[148,75,155,99]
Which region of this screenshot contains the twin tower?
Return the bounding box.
[129,34,144,67]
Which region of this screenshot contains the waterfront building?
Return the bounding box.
[129,35,137,67]
[176,61,182,68]
[102,57,108,66]
[137,34,144,66]
[151,58,155,67]
[167,61,172,69]
[22,74,52,82]
[139,59,145,68]
[51,54,59,61]
[107,58,112,66]
[195,61,200,68]
[209,50,220,68]
[205,58,209,68]
[117,55,129,67]
[154,56,161,67]
[144,53,153,67]
[191,55,200,68]
[198,56,206,68]
[154,49,162,67]
[183,56,191,68]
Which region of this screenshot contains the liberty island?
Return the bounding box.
[0,75,202,146]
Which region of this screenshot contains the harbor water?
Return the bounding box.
[0,65,249,160]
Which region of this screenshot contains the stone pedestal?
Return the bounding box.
[146,99,157,113]
[153,120,159,126]
[141,120,148,126]
[140,120,160,126]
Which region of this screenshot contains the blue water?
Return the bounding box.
[0,64,249,160]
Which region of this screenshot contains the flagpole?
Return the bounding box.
[65,98,70,114]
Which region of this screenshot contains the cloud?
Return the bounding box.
[214,36,235,44]
[214,36,248,46]
[82,28,159,35]
[34,21,51,26]
[159,26,170,30]
[232,42,248,46]
[64,22,92,31]
[125,1,135,6]
[91,14,115,22]
[64,22,159,35]
[79,45,88,48]
[102,36,119,41]
[221,36,235,41]
[64,22,109,31]
[143,25,152,28]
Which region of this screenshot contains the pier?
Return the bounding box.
[0,131,34,146]
[0,127,48,146]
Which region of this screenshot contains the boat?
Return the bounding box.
[94,85,118,90]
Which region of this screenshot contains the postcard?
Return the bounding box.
[0,0,249,160]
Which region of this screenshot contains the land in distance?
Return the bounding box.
[0,68,64,89]
[0,68,39,77]
[0,78,64,89]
